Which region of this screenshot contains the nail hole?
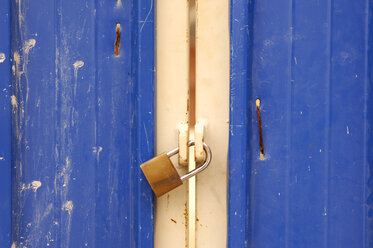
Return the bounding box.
[115,23,121,56]
[256,99,264,160]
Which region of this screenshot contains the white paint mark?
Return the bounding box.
[92,146,102,153]
[93,146,103,161]
[20,40,34,105]
[323,208,327,216]
[11,95,18,108]
[62,201,74,214]
[278,192,281,196]
[294,56,298,64]
[73,60,84,70]
[346,126,350,135]
[62,157,71,188]
[73,60,84,96]
[13,52,20,72]
[42,203,54,220]
[308,165,311,172]
[30,180,42,192]
[20,181,42,192]
[21,183,27,192]
[23,39,36,54]
[263,39,274,47]
[0,53,5,63]
[319,149,322,152]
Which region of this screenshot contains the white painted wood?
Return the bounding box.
[195,0,230,246]
[178,123,189,166]
[194,122,204,163]
[155,0,190,247]
[187,132,196,248]
[156,0,229,246]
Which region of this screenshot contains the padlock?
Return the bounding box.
[140,140,212,197]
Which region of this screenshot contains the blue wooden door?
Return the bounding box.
[229,0,373,247]
[0,0,155,247]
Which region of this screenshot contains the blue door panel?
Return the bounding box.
[229,0,373,247]
[8,0,154,247]
[0,0,11,246]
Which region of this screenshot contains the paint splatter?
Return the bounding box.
[62,201,74,215]
[0,53,5,63]
[11,95,18,108]
[23,39,36,54]
[30,181,42,192]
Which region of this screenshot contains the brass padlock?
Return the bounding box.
[140,140,212,197]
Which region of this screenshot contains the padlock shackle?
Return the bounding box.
[166,140,212,182]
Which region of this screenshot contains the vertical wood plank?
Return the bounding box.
[195,0,230,246]
[155,0,190,247]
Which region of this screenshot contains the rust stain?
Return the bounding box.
[256,99,264,159]
[115,23,121,56]
[171,218,177,224]
[184,201,188,229]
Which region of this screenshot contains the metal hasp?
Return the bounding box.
[168,140,212,181]
[141,140,212,197]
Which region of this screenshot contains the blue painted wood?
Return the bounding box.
[0,0,11,246]
[10,0,154,247]
[228,0,253,247]
[229,0,373,247]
